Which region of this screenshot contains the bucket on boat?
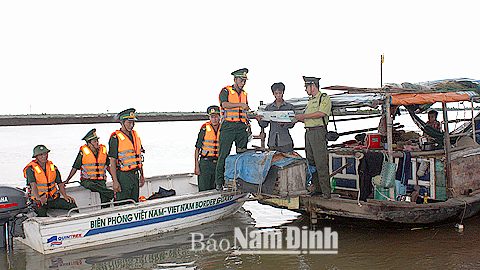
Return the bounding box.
[365,133,381,148]
[374,186,391,200]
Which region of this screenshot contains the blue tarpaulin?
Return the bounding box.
[225,151,310,185]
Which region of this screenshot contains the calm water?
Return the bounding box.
[1,113,480,269]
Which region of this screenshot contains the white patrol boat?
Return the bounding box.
[0,173,246,254]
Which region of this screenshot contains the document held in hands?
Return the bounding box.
[256,110,297,123]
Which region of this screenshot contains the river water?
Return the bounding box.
[1,114,480,269]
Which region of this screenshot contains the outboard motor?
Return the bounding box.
[0,186,28,249]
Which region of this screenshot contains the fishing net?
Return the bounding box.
[406,106,445,144]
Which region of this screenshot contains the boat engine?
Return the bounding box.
[0,186,29,249]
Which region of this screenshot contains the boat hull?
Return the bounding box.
[262,192,480,225]
[17,191,246,254]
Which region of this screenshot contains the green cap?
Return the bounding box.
[207,105,220,115]
[82,128,99,142]
[303,76,321,86]
[116,108,138,121]
[231,68,248,79]
[32,145,50,158]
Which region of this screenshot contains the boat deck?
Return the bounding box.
[15,172,247,254]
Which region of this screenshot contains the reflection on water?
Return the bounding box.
[2,205,480,270]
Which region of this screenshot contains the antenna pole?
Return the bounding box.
[380,54,384,87]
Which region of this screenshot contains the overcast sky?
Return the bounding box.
[1,1,479,115]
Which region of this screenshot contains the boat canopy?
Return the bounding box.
[391,91,478,105]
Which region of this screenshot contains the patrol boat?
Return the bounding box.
[3,173,245,254]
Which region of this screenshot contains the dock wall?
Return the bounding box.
[0,113,210,126]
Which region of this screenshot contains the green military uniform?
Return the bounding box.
[108,108,144,203]
[196,106,221,191]
[303,77,332,197]
[215,69,249,187]
[72,129,114,205]
[26,145,77,217]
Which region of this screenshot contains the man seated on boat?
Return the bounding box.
[424,110,442,137]
[255,82,296,153]
[23,145,77,217]
[108,108,145,204]
[195,105,221,191]
[294,76,332,198]
[63,128,114,207]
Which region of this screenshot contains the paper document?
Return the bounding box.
[256,110,297,123]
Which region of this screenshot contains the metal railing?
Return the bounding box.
[67,199,137,217]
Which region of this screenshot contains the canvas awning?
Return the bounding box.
[390,91,478,105]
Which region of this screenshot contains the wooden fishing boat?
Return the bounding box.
[2,173,246,254]
[251,79,480,225]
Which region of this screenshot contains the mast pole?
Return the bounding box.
[386,95,393,159]
[442,102,453,198]
[385,94,395,199]
[380,54,384,88]
[472,100,477,144]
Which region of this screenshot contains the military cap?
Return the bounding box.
[303,76,321,86]
[207,105,220,115]
[271,82,285,93]
[82,128,99,142]
[116,108,138,121]
[231,68,248,79]
[32,145,50,158]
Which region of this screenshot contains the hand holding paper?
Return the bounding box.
[255,110,297,123]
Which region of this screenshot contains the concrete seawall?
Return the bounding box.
[0,110,378,126]
[0,112,210,126]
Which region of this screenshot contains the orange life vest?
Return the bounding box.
[80,144,108,180]
[201,122,220,158]
[111,130,143,171]
[23,160,59,200]
[219,85,248,123]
